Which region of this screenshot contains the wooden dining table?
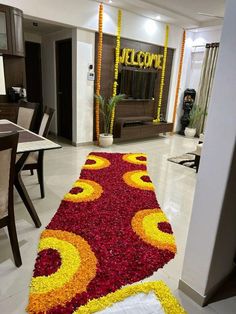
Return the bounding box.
[0,119,61,228]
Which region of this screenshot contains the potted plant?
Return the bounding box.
[95,94,125,147]
[184,104,206,138]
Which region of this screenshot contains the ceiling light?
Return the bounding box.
[156,15,161,20]
[107,0,112,3]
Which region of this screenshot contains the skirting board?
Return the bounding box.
[73,141,94,147]
[179,266,236,307]
[178,280,207,306]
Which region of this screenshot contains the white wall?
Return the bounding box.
[187,28,222,92]
[75,29,95,144]
[24,32,42,43]
[180,0,236,301]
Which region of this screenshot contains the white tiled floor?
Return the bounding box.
[0,134,235,313]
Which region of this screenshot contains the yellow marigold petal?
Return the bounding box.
[27,230,97,313]
[83,155,111,170]
[123,153,147,165]
[132,209,176,253]
[64,179,103,203]
[123,170,154,191]
[73,281,186,314]
[31,237,81,294]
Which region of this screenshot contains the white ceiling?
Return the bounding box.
[100,0,225,28]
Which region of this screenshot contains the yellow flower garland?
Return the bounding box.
[73,281,187,314]
[110,9,122,134]
[95,4,104,142]
[172,30,186,129]
[154,25,170,123]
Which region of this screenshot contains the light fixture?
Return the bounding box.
[108,0,113,3]
[156,15,161,20]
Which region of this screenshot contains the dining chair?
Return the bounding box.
[17,101,39,131]
[23,107,55,198]
[0,132,22,267]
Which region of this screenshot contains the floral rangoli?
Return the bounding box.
[27,153,177,313]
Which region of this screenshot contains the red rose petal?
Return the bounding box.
[33,248,61,277]
[141,175,152,183]
[158,222,173,234]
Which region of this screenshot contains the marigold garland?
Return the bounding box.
[154,25,170,123]
[172,30,186,130]
[110,9,122,134]
[73,281,186,314]
[95,3,104,142]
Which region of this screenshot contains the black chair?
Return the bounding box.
[0,132,22,267]
[23,106,55,198]
[17,101,39,131]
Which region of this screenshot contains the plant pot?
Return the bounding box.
[99,133,113,147]
[184,127,196,138]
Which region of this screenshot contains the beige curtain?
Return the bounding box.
[196,43,219,135]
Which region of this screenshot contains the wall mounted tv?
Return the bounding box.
[119,69,157,100]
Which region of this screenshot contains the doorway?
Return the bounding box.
[25,41,43,129]
[56,38,72,140]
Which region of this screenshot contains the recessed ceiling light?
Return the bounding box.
[156,15,161,20]
[108,0,113,3]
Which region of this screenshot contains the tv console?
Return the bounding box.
[114,116,173,141]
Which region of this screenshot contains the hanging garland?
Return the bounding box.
[154,25,169,123]
[172,30,186,129]
[110,9,122,134]
[95,3,104,141]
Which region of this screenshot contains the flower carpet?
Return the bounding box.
[27,153,177,314]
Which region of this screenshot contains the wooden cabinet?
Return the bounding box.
[0,4,12,55]
[11,8,24,56]
[0,4,24,56]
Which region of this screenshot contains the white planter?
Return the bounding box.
[184,127,196,138]
[99,133,113,147]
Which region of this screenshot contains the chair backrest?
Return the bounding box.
[17,101,39,131]
[38,107,55,138]
[0,132,19,220]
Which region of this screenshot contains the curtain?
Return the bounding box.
[195,43,219,135]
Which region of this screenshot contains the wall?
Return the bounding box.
[1,0,185,141]
[180,0,236,302]
[188,28,222,92]
[173,27,222,132]
[75,29,95,144]
[24,32,42,43]
[186,28,222,91]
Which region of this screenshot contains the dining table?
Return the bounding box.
[0,119,61,228]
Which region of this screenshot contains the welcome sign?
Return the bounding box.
[119,48,164,69]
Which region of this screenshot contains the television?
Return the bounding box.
[119,69,157,100]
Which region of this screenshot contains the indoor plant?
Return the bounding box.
[95,94,125,147]
[184,104,206,138]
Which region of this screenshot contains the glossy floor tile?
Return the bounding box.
[0,135,235,313]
